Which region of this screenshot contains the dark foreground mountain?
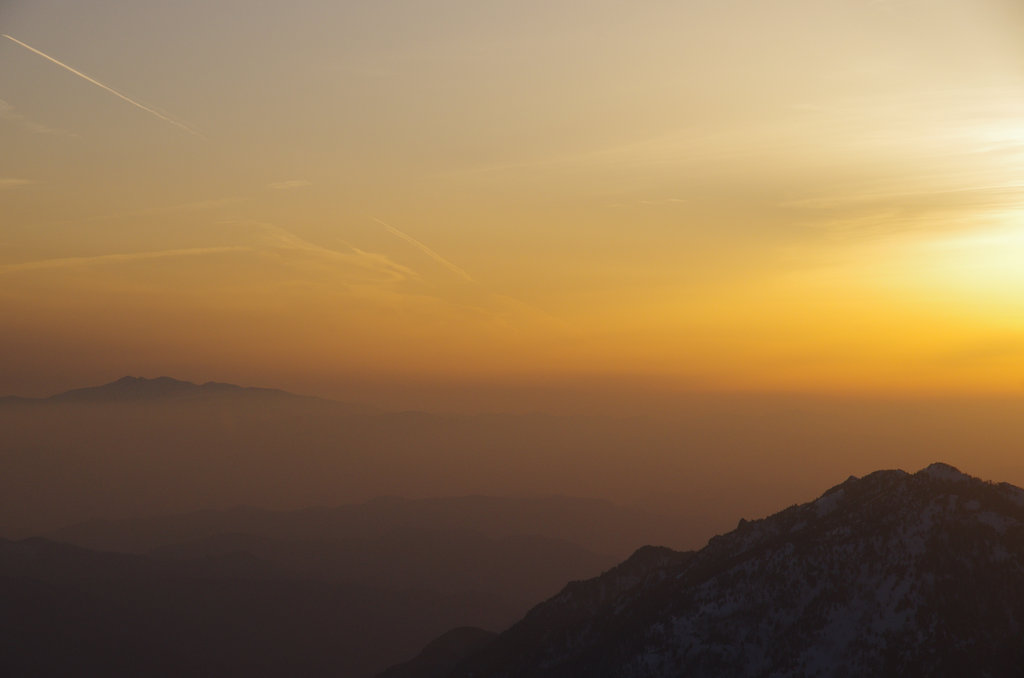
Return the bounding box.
[391,463,1024,678]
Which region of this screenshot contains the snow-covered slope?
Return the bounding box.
[442,463,1024,678]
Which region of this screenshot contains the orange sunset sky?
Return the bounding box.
[2,0,1023,408]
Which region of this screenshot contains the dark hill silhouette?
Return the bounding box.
[0,537,510,678]
[387,463,1024,678]
[12,497,661,677]
[378,627,497,678]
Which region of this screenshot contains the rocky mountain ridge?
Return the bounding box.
[395,463,1024,678]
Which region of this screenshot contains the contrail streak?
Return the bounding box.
[2,34,203,137]
[372,218,473,282]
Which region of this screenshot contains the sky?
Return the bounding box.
[1,0,1023,408]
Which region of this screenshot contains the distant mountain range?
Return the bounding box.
[0,375,361,407]
[52,375,303,402]
[385,463,1024,678]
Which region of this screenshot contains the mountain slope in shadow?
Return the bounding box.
[389,463,1024,678]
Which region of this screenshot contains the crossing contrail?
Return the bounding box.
[372,218,473,282]
[2,34,203,137]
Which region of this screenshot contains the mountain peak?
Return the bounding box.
[916,461,971,483]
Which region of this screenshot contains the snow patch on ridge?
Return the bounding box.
[998,483,1024,507]
[814,488,846,517]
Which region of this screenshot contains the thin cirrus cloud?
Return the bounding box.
[267,179,312,190]
[83,197,245,223]
[0,178,35,190]
[0,247,247,273]
[1,33,203,138]
[779,182,1024,242]
[0,222,416,286]
[372,218,473,283]
[638,198,687,206]
[0,98,76,137]
[246,221,416,283]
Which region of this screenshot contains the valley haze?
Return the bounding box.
[2,378,1023,676]
[2,376,1023,543]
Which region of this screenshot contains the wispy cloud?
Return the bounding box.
[779,182,1024,213]
[638,198,687,206]
[0,178,35,190]
[939,335,1024,366]
[0,222,415,285]
[0,246,246,273]
[164,197,243,212]
[0,98,76,137]
[268,179,311,190]
[779,182,1024,243]
[246,222,417,283]
[100,197,243,219]
[607,197,688,209]
[372,218,473,282]
[2,34,203,138]
[38,197,245,229]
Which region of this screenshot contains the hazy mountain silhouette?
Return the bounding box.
[389,463,1024,678]
[150,529,610,612]
[4,375,366,407]
[50,495,684,560]
[44,496,682,639]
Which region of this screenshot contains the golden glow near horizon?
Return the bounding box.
[1,0,1023,399]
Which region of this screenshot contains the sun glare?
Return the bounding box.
[925,217,1024,295]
